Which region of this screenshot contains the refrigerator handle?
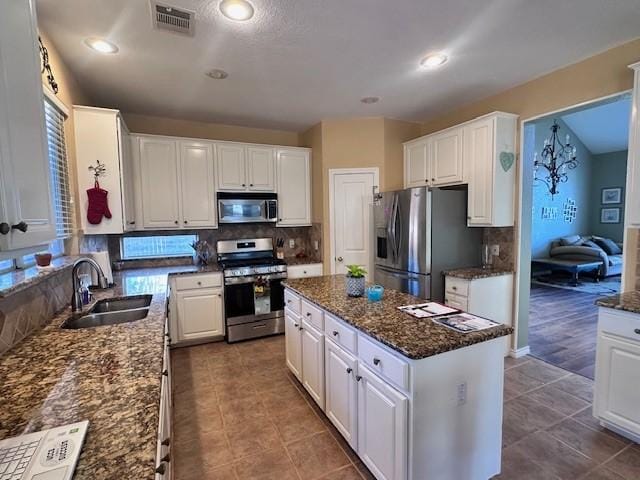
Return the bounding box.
[389,194,398,263]
[394,199,402,262]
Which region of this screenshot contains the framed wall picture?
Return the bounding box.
[601,187,622,204]
[601,207,621,224]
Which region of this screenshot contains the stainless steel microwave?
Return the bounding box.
[217,192,278,224]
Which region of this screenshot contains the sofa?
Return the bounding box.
[549,234,623,277]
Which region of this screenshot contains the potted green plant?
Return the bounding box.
[345,264,367,297]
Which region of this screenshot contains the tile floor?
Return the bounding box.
[171,336,639,480]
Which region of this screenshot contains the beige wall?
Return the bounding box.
[299,117,420,270]
[123,113,299,147]
[39,32,92,253]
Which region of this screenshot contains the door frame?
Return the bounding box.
[513,89,633,356]
[328,168,380,275]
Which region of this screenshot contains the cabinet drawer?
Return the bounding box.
[174,273,222,291]
[288,263,323,279]
[358,335,409,392]
[284,289,301,314]
[445,277,469,297]
[599,308,640,342]
[325,313,357,354]
[301,299,324,331]
[444,293,468,311]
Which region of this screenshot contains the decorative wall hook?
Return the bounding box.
[88,160,107,182]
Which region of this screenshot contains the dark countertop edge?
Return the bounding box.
[0,256,78,299]
[282,281,513,360]
[443,267,514,280]
[595,291,640,314]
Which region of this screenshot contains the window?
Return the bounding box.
[121,235,198,260]
[43,97,73,239]
[18,239,64,268]
[0,259,14,274]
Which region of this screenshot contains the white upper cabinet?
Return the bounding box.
[216,143,276,192]
[404,111,517,227]
[216,143,246,191]
[0,0,55,250]
[247,146,276,191]
[135,135,217,229]
[431,127,463,185]
[626,63,640,227]
[464,113,517,227]
[179,141,216,228]
[74,106,136,234]
[404,140,430,188]
[276,148,311,226]
[137,136,181,229]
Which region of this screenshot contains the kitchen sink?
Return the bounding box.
[62,308,150,329]
[89,295,153,313]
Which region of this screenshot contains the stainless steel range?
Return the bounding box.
[217,238,287,342]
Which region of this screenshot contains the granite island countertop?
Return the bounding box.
[283,275,512,359]
[0,265,199,480]
[595,291,640,314]
[443,267,514,280]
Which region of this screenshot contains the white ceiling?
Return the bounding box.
[562,96,632,155]
[36,0,640,131]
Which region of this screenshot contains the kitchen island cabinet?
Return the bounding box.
[283,275,511,480]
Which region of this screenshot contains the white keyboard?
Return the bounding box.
[0,421,88,480]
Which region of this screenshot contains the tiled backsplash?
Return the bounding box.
[80,223,323,268]
[0,267,73,355]
[484,227,515,270]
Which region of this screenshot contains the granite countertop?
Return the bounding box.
[0,266,194,480]
[283,275,512,360]
[0,256,78,298]
[443,267,514,280]
[595,291,640,314]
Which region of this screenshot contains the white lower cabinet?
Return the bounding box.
[301,320,325,409]
[285,309,303,381]
[325,339,358,447]
[358,364,408,480]
[594,307,640,442]
[156,325,172,479]
[287,263,324,279]
[168,273,224,345]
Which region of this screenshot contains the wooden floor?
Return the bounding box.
[528,283,600,379]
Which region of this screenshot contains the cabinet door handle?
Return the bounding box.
[162,369,168,376]
[0,223,9,235]
[355,375,362,382]
[249,183,254,187]
[332,330,339,336]
[197,281,202,286]
[346,367,352,374]
[373,358,381,366]
[11,221,27,233]
[174,220,178,225]
[155,463,166,475]
[306,312,312,317]
[431,178,435,181]
[128,221,136,225]
[452,286,457,290]
[293,323,299,328]
[184,220,188,224]
[161,437,170,446]
[298,326,304,331]
[161,453,170,463]
[242,183,246,187]
[635,329,640,335]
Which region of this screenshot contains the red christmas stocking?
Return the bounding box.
[86,182,112,225]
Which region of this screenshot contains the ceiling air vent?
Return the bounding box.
[151,2,195,36]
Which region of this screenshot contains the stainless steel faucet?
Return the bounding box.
[70,258,109,312]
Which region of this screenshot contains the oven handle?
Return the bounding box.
[224,273,288,286]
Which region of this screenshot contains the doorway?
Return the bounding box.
[329,168,379,277]
[516,93,631,378]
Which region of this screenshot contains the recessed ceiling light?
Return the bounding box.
[219,0,254,21]
[206,69,229,79]
[361,96,380,104]
[420,53,448,69]
[84,37,119,54]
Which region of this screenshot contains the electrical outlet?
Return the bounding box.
[289,239,295,249]
[313,240,319,251]
[457,382,467,406]
[490,244,500,256]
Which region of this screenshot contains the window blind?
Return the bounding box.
[43,98,73,238]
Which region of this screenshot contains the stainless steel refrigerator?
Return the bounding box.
[373,186,482,302]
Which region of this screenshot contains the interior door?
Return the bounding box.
[332,171,376,275]
[139,137,180,229]
[179,141,215,228]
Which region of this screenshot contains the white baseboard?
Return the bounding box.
[509,346,530,358]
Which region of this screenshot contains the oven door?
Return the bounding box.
[224,274,286,325]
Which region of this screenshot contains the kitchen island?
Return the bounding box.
[283,275,512,480]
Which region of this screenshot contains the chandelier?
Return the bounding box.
[533,121,578,198]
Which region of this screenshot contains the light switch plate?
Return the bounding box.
[490,244,500,256]
[289,239,295,248]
